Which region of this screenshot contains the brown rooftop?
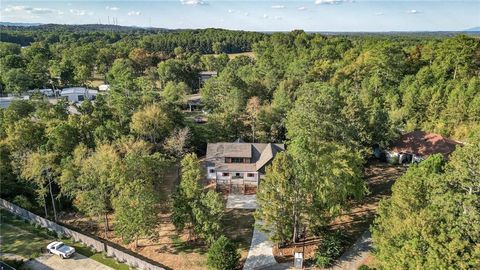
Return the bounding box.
[390,130,462,157]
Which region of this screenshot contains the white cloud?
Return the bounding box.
[228,9,233,13]
[106,6,120,11]
[407,9,420,14]
[274,16,282,20]
[271,5,285,9]
[4,5,28,12]
[4,5,63,15]
[374,12,384,16]
[263,14,269,19]
[315,0,346,4]
[180,0,206,6]
[127,10,141,16]
[298,6,306,11]
[244,12,250,16]
[69,9,93,16]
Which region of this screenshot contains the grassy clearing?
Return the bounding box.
[0,210,131,270]
[221,209,255,260]
[0,222,49,259]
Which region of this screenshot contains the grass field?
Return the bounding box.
[0,222,50,259]
[0,210,131,270]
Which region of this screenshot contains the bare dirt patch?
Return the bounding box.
[61,164,255,270]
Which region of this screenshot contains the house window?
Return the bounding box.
[77,95,84,101]
[247,173,255,178]
[231,158,244,163]
[209,169,215,173]
[222,172,229,177]
[235,173,241,177]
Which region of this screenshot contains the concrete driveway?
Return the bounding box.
[226,194,258,209]
[24,253,114,270]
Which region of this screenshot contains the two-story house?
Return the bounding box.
[205,140,285,186]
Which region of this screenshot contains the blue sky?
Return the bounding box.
[1,0,479,31]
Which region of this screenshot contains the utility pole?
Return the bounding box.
[43,169,58,222]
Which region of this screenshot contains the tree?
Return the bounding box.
[45,121,80,157]
[113,181,158,248]
[212,42,223,55]
[3,68,31,94]
[20,151,60,220]
[372,150,480,269]
[130,104,174,145]
[256,152,297,244]
[245,96,261,142]
[193,190,224,245]
[172,153,203,239]
[161,81,189,105]
[172,153,223,244]
[163,127,191,159]
[207,235,240,270]
[60,143,121,238]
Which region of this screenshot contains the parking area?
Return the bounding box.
[226,194,258,209]
[24,253,114,270]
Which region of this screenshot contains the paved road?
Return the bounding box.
[24,253,114,270]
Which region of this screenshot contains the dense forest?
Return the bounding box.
[0,26,479,269]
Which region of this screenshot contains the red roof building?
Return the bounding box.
[390,130,462,158]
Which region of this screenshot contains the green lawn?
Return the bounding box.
[0,210,131,270]
[0,222,49,259]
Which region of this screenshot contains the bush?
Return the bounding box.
[13,195,34,210]
[315,231,345,268]
[207,235,240,270]
[358,265,373,270]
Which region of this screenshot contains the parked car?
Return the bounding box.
[47,241,75,259]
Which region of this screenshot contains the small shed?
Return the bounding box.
[198,71,217,88]
[387,130,462,164]
[60,87,98,103]
[185,93,202,112]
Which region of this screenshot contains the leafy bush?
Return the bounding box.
[315,231,345,268]
[207,235,240,270]
[358,265,373,270]
[13,195,34,210]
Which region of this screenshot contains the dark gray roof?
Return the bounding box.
[206,142,285,172]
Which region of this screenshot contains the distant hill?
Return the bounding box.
[0,23,170,34]
[0,22,42,27]
[465,26,480,32]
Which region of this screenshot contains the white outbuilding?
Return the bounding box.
[98,84,110,91]
[60,87,98,103]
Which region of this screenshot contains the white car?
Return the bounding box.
[47,241,75,259]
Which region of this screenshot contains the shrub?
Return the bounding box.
[207,235,240,270]
[358,265,373,270]
[315,231,345,268]
[13,195,34,210]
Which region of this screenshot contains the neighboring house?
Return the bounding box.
[198,71,217,88]
[206,139,285,186]
[387,130,462,164]
[60,87,98,103]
